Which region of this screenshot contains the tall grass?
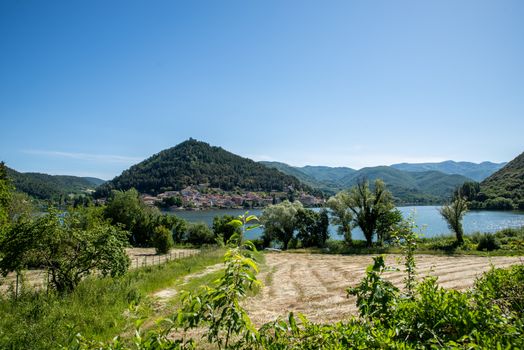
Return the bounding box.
[0,248,225,350]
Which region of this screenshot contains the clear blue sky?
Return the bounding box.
[1,0,523,179]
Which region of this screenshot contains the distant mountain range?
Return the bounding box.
[6,167,105,200]
[391,160,506,182]
[260,161,475,204]
[5,139,511,206]
[95,139,314,198]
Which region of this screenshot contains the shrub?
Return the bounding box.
[185,222,215,246]
[476,233,500,251]
[475,264,524,317]
[152,225,174,254]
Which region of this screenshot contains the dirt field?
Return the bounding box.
[244,253,523,326]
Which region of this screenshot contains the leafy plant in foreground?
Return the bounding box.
[392,213,422,297]
[174,214,261,349]
[346,255,399,321]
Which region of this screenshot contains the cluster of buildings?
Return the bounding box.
[140,186,323,209]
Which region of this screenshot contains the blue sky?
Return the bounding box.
[1,0,523,179]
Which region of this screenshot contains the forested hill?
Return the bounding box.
[475,151,524,209]
[391,160,506,181]
[6,167,104,200]
[95,139,314,197]
[261,161,472,203]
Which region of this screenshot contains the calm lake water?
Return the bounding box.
[170,206,524,241]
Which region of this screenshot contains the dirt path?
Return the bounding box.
[244,253,523,326]
[152,263,224,303]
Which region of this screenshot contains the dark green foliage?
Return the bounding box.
[469,151,524,210]
[213,215,242,244]
[476,233,500,251]
[0,207,130,293]
[485,196,515,210]
[96,139,312,197]
[153,226,174,254]
[455,181,480,201]
[0,162,12,230]
[185,222,215,246]
[5,166,102,201]
[103,189,187,246]
[295,208,329,248]
[157,195,183,208]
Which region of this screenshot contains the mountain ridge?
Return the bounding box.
[6,167,104,200]
[261,161,474,204]
[391,160,506,181]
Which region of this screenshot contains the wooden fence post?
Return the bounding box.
[15,272,19,299]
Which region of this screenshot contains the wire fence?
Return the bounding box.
[0,248,202,297]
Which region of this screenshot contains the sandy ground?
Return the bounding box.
[243,253,524,326]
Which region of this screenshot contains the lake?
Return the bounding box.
[170,206,524,241]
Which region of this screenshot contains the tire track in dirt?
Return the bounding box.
[244,253,523,326]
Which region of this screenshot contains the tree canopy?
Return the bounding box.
[0,207,130,293]
[261,200,303,250]
[439,196,468,244]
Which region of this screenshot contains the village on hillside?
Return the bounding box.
[140,185,324,210]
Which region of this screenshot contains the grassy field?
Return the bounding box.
[0,248,225,350]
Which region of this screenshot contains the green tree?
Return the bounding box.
[296,208,330,248]
[439,196,468,244]
[456,181,480,201]
[213,214,242,244]
[150,213,187,244]
[261,200,303,250]
[0,207,130,293]
[185,222,215,246]
[0,162,13,232]
[104,188,166,246]
[7,192,34,222]
[376,207,403,245]
[347,179,395,247]
[152,225,174,254]
[326,191,353,245]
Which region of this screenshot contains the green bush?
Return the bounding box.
[152,225,174,254]
[485,197,515,210]
[476,233,500,251]
[185,222,215,246]
[474,264,524,316]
